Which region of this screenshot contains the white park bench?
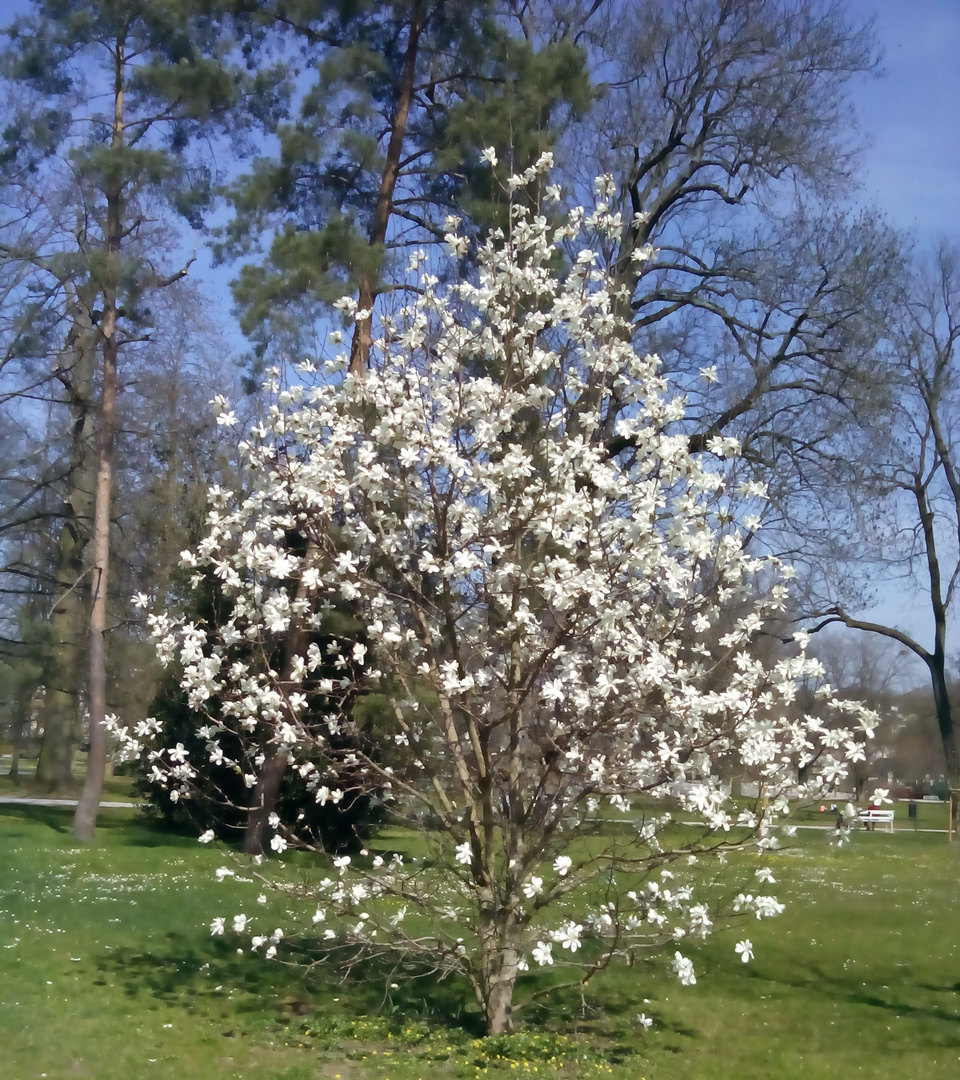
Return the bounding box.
[858,809,895,832]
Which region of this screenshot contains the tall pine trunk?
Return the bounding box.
[348,2,422,374]
[247,5,424,850]
[72,307,118,840]
[74,41,123,842]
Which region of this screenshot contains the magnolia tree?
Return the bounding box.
[115,159,874,1035]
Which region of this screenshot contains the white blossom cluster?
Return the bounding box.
[115,154,876,1026]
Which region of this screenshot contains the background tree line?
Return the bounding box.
[1,0,957,838]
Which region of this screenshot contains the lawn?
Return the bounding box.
[2,805,959,1080]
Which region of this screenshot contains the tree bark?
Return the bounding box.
[485,978,517,1036]
[479,934,520,1035]
[245,7,428,849]
[74,40,124,842]
[348,2,423,375]
[72,322,118,840]
[243,748,288,855]
[36,300,97,794]
[7,690,26,783]
[243,548,311,854]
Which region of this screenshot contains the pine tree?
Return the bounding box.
[219,0,592,371]
[1,0,242,835]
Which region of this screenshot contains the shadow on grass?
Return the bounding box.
[96,930,655,1059]
[0,803,207,849]
[100,934,306,1013]
[739,960,960,1033]
[0,803,71,834]
[97,932,485,1034]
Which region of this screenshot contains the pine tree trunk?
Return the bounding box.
[74,41,124,842]
[348,2,423,375]
[73,325,117,841]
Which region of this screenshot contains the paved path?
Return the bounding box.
[0,796,138,808]
[671,818,950,835]
[782,822,948,835]
[0,800,948,833]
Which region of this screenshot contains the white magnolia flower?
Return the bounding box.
[198,830,215,844]
[209,917,225,936]
[552,921,583,952]
[735,939,754,963]
[455,842,473,866]
[232,914,247,933]
[522,876,543,899]
[532,941,553,966]
[553,856,573,878]
[636,1013,653,1029]
[672,952,696,986]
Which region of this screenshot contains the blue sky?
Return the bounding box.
[2,0,954,665]
[847,0,960,243]
[833,1,960,669]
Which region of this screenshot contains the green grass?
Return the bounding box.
[2,806,960,1079]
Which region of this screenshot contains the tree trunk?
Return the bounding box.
[243,535,314,854]
[244,749,288,855]
[34,690,76,791]
[245,6,427,855]
[348,2,423,375]
[36,300,97,794]
[914,479,960,809]
[481,942,520,1035]
[74,42,123,842]
[7,693,26,783]
[486,984,516,1035]
[927,650,959,829]
[72,321,117,841]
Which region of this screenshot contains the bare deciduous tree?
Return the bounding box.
[808,246,960,797]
